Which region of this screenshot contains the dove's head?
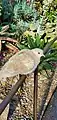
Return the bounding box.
[32,48,44,58]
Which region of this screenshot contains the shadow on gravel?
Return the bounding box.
[42,88,57,120]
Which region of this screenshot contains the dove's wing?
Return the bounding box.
[0,49,38,79]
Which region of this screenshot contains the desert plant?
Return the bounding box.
[2,0,13,22]
[17,34,45,49]
[0,0,2,17]
[13,0,37,21]
[10,0,39,38]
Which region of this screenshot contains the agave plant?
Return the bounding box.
[11,0,39,38]
[2,0,13,22]
[13,0,37,21]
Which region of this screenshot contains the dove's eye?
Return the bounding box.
[38,52,40,54]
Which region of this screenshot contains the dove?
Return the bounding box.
[0,48,44,80]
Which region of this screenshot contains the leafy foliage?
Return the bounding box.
[2,0,13,22]
[14,0,37,21]
[17,34,45,49]
[11,0,39,38]
[40,49,57,72]
[0,0,2,17]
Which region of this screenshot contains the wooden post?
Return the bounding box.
[33,66,38,120]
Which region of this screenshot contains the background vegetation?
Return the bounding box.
[0,0,57,74]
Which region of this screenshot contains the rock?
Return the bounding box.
[0,99,9,120]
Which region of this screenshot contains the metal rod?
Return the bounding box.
[33,66,38,120]
[0,75,26,115]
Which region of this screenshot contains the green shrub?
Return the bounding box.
[2,0,13,22]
